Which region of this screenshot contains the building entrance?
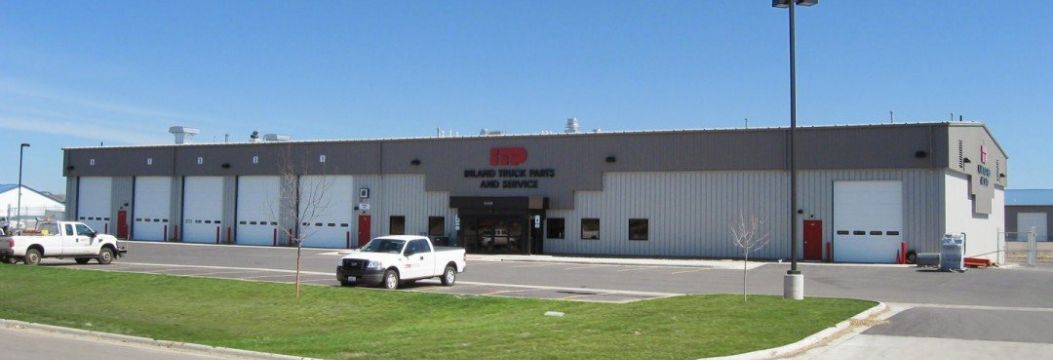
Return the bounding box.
[451,196,547,255]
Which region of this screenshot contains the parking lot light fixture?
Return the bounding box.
[772,0,817,300]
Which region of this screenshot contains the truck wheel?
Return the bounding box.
[24,249,42,265]
[97,248,114,265]
[441,265,457,286]
[383,269,400,290]
[75,258,91,265]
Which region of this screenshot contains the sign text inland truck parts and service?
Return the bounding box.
[464,168,555,189]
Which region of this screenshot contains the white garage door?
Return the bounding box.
[236,176,281,246]
[183,176,225,244]
[1018,213,1048,242]
[77,177,112,234]
[834,181,904,263]
[299,175,354,248]
[133,176,171,241]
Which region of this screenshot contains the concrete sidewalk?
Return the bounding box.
[466,254,767,270]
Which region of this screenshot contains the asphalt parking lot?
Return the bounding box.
[20,241,1053,359]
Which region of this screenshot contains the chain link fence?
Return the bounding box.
[1000,229,1052,267]
[1,206,67,232]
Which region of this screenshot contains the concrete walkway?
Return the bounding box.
[466,254,767,270]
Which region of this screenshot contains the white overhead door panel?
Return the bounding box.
[299,175,354,248]
[236,176,281,246]
[834,181,904,263]
[1018,213,1048,242]
[133,176,171,241]
[183,176,225,244]
[77,177,112,234]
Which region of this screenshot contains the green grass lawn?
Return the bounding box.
[0,265,874,360]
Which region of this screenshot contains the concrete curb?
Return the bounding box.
[0,319,319,360]
[468,254,764,270]
[702,301,888,360]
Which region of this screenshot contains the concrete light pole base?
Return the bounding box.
[784,273,804,300]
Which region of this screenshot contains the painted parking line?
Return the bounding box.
[240,274,299,280]
[563,265,608,270]
[182,270,261,277]
[615,266,656,272]
[508,263,554,268]
[106,261,683,299]
[671,268,709,275]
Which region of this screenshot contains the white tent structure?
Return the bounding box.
[0,184,66,228]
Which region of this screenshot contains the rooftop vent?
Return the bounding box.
[263,133,291,142]
[479,129,503,136]
[169,126,200,144]
[565,118,580,134]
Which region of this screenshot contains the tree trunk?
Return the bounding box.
[295,240,303,300]
[743,249,748,302]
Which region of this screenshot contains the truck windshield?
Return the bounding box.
[360,239,406,254]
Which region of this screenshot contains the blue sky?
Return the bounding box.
[2,1,1050,193]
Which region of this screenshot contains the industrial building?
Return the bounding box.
[1005,189,1052,242]
[61,121,1007,263]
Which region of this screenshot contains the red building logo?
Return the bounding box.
[490,147,527,166]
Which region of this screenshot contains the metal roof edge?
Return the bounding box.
[61,121,964,152]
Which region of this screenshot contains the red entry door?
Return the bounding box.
[357,215,372,247]
[117,209,129,239]
[803,220,823,260]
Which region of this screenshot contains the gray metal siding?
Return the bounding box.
[65,123,962,210]
[798,169,945,256]
[545,171,789,259]
[65,177,78,221]
[544,169,945,259]
[111,177,134,235]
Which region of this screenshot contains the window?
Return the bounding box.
[546,218,565,239]
[75,224,94,236]
[389,216,406,235]
[64,224,74,236]
[581,218,600,240]
[407,239,430,254]
[629,219,649,241]
[428,217,445,236]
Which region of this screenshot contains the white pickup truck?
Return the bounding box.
[0,221,126,265]
[336,235,466,289]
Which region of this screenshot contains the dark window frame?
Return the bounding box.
[628,218,649,241]
[581,218,600,240]
[428,216,445,237]
[389,215,406,235]
[546,218,565,239]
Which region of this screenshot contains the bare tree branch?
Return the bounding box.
[730,211,770,302]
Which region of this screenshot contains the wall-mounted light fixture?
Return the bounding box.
[999,173,1006,178]
[221,163,231,169]
[963,157,972,164]
[66,165,75,171]
[914,151,928,159]
[410,159,421,166]
[605,156,616,163]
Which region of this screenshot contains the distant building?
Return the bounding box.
[1005,189,1053,241]
[0,184,67,225]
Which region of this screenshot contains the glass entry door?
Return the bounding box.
[460,215,528,254]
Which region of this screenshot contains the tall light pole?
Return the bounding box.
[772,0,816,300]
[17,143,30,229]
